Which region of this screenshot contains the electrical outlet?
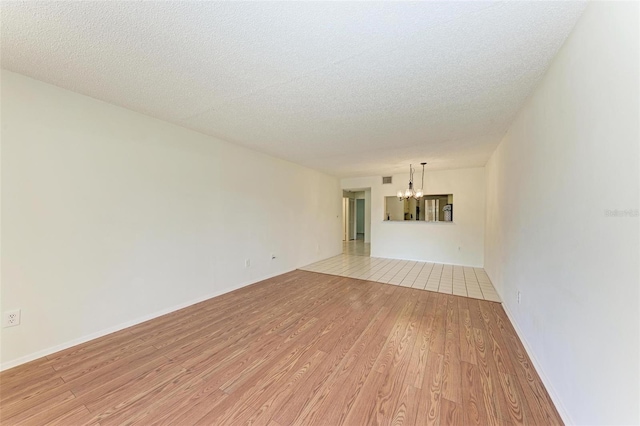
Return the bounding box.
[3,309,21,328]
[244,259,251,268]
[517,291,522,304]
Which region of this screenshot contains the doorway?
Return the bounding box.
[356,199,365,240]
[342,197,356,241]
[342,188,371,256]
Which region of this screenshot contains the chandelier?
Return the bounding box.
[397,162,426,200]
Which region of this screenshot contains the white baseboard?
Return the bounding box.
[501,303,574,425]
[0,268,296,372]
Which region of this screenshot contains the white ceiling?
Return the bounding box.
[1,1,585,177]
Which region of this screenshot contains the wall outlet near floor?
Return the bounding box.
[3,309,21,327]
[517,291,522,304]
[244,259,251,268]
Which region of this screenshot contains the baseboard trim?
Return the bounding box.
[501,303,574,425]
[0,268,297,372]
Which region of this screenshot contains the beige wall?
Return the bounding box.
[484,3,639,424]
[0,71,343,369]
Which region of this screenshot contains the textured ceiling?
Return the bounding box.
[1,1,585,177]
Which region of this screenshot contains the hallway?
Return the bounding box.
[342,240,370,257]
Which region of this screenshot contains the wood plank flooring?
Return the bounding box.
[0,270,563,425]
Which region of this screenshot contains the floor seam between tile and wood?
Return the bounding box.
[301,248,501,302]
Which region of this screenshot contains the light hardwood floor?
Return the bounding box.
[0,270,562,425]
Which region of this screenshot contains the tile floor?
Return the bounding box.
[342,240,370,256]
[301,253,501,302]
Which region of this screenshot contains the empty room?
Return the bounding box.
[1,1,638,425]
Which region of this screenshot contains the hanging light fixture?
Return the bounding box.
[397,164,414,200]
[415,162,426,199]
[397,162,426,201]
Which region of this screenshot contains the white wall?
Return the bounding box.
[484,3,639,424]
[0,71,343,369]
[342,167,485,266]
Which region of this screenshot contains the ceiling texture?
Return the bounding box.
[1,1,586,177]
